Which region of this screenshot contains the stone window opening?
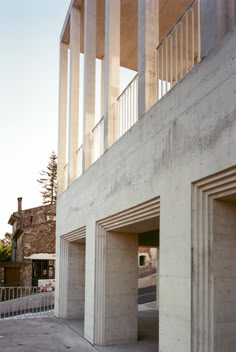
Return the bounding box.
[139,255,146,267]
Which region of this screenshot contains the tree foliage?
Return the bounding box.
[37,151,57,205]
[0,233,12,262]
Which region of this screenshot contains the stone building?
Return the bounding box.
[3,198,56,287]
[55,1,236,352]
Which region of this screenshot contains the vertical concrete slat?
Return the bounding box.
[104,0,120,150]
[68,7,80,185]
[83,0,97,171]
[138,0,159,118]
[57,42,68,195]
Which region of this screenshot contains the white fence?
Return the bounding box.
[117,74,138,139]
[92,116,104,162]
[157,0,200,99]
[0,287,54,319]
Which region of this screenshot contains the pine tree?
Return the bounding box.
[37,151,57,205]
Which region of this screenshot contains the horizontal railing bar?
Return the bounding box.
[92,115,104,133]
[76,144,83,154]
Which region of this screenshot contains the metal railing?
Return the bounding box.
[117,74,138,139]
[92,116,104,162]
[0,287,54,319]
[76,145,83,177]
[157,0,200,100]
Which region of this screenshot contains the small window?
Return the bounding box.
[139,255,146,267]
[30,216,34,224]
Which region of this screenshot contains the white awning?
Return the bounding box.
[24,253,56,260]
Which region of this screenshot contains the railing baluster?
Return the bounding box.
[165,39,168,93]
[157,49,159,99]
[156,0,200,97]
[116,74,138,139]
[180,22,183,79]
[170,35,173,87]
[161,46,164,97]
[175,26,178,84]
[192,8,194,68]
[186,11,189,73]
[197,0,201,62]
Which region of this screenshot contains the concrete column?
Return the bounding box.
[213,200,236,352]
[67,242,85,318]
[101,57,105,118]
[84,221,96,344]
[159,181,191,352]
[55,237,69,318]
[94,229,138,345]
[104,0,120,150]
[57,42,68,195]
[201,0,235,58]
[68,7,80,185]
[156,247,160,309]
[138,0,159,118]
[83,0,96,171]
[55,238,85,319]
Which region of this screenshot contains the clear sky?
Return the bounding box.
[0,0,71,236]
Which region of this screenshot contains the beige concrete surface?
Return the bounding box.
[0,306,158,352]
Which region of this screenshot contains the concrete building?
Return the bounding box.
[55,1,236,351]
[3,198,56,287]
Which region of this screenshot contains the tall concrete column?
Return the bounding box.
[57,42,68,195]
[68,7,80,185]
[138,0,159,118]
[201,0,235,58]
[94,229,138,345]
[83,0,96,171]
[100,57,105,118]
[55,238,85,319]
[55,237,69,318]
[104,0,120,150]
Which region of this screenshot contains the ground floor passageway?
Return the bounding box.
[64,301,159,352]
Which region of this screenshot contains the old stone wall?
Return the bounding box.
[19,261,32,286]
[13,204,56,260]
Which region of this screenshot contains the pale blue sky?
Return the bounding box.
[0,0,71,236]
[0,0,135,237]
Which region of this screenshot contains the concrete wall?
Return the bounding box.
[56,29,236,351]
[213,199,236,352]
[105,232,138,344]
[67,242,85,318]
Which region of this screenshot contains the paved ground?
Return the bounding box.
[0,303,158,352]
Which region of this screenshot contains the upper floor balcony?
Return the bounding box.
[58,0,234,195]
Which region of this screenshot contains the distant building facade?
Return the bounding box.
[1,198,56,287]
